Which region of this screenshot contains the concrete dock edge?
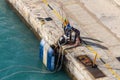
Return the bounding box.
[6,0,120,80]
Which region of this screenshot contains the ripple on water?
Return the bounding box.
[0,0,70,80]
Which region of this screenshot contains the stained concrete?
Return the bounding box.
[7,0,120,80]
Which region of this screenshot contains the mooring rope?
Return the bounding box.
[56,47,65,71]
[0,65,56,80]
[0,70,54,80]
[0,65,47,72]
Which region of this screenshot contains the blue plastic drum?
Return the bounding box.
[39,39,55,71]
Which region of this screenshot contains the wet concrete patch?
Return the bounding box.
[87,67,106,79]
[77,55,106,79]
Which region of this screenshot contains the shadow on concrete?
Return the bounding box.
[81,37,108,50]
[82,37,103,43]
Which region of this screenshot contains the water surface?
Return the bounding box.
[0,0,70,80]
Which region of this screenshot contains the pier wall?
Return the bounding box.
[7,0,85,80]
[7,0,120,80]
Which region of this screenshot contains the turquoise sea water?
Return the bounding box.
[0,0,70,80]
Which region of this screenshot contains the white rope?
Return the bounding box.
[0,65,44,72]
[0,65,56,80]
[0,70,54,80]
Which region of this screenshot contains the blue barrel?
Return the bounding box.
[39,39,45,61]
[39,39,55,71]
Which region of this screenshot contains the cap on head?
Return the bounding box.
[63,19,69,27]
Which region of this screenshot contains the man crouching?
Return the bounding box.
[58,20,82,47]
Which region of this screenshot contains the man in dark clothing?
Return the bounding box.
[58,20,82,47]
[64,26,81,46]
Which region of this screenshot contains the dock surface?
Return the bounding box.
[8,0,120,80]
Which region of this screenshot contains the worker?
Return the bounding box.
[67,27,82,47]
[58,20,82,47]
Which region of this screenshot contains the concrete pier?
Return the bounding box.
[7,0,120,80]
